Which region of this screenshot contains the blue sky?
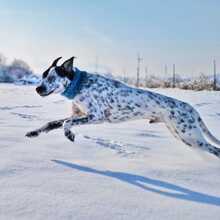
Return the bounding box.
[0,0,219,77]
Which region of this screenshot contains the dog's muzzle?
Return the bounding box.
[36,85,46,95]
[36,85,55,96]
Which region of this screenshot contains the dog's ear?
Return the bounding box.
[61,57,76,73]
[51,57,62,66]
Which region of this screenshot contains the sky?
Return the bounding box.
[0,0,220,77]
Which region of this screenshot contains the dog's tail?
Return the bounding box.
[199,117,220,147]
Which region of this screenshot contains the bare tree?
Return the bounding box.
[0,53,6,66]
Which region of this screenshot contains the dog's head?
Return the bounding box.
[36,57,75,96]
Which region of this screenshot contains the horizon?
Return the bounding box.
[0,0,220,77]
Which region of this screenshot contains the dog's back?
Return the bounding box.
[74,72,160,122]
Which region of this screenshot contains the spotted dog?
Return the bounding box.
[26,57,220,158]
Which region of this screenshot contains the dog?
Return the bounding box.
[26,57,220,158]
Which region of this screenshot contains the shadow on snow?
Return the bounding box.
[52,159,220,207]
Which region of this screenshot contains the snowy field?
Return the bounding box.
[0,83,220,220]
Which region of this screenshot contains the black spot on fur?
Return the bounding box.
[167,99,177,108]
[79,97,85,102]
[197,141,204,147]
[113,81,121,88]
[135,103,141,107]
[126,106,134,111]
[171,111,175,115]
[188,118,195,124]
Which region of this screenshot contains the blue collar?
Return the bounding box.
[61,68,84,99]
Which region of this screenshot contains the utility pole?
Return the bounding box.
[164,64,168,75]
[213,59,217,90]
[172,64,176,88]
[136,53,143,87]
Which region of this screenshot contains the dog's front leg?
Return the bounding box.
[26,118,68,138]
[63,115,98,142]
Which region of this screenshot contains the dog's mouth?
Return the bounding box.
[38,89,55,97]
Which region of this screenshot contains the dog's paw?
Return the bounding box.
[64,130,75,142]
[26,130,39,138]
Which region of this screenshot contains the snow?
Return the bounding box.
[0,83,220,220]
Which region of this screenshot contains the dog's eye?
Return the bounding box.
[55,67,66,77]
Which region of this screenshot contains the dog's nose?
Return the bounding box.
[36,86,45,94]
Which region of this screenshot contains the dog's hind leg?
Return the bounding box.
[179,131,220,158]
[63,115,100,142]
[166,119,220,158]
[26,118,68,138]
[164,121,182,141]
